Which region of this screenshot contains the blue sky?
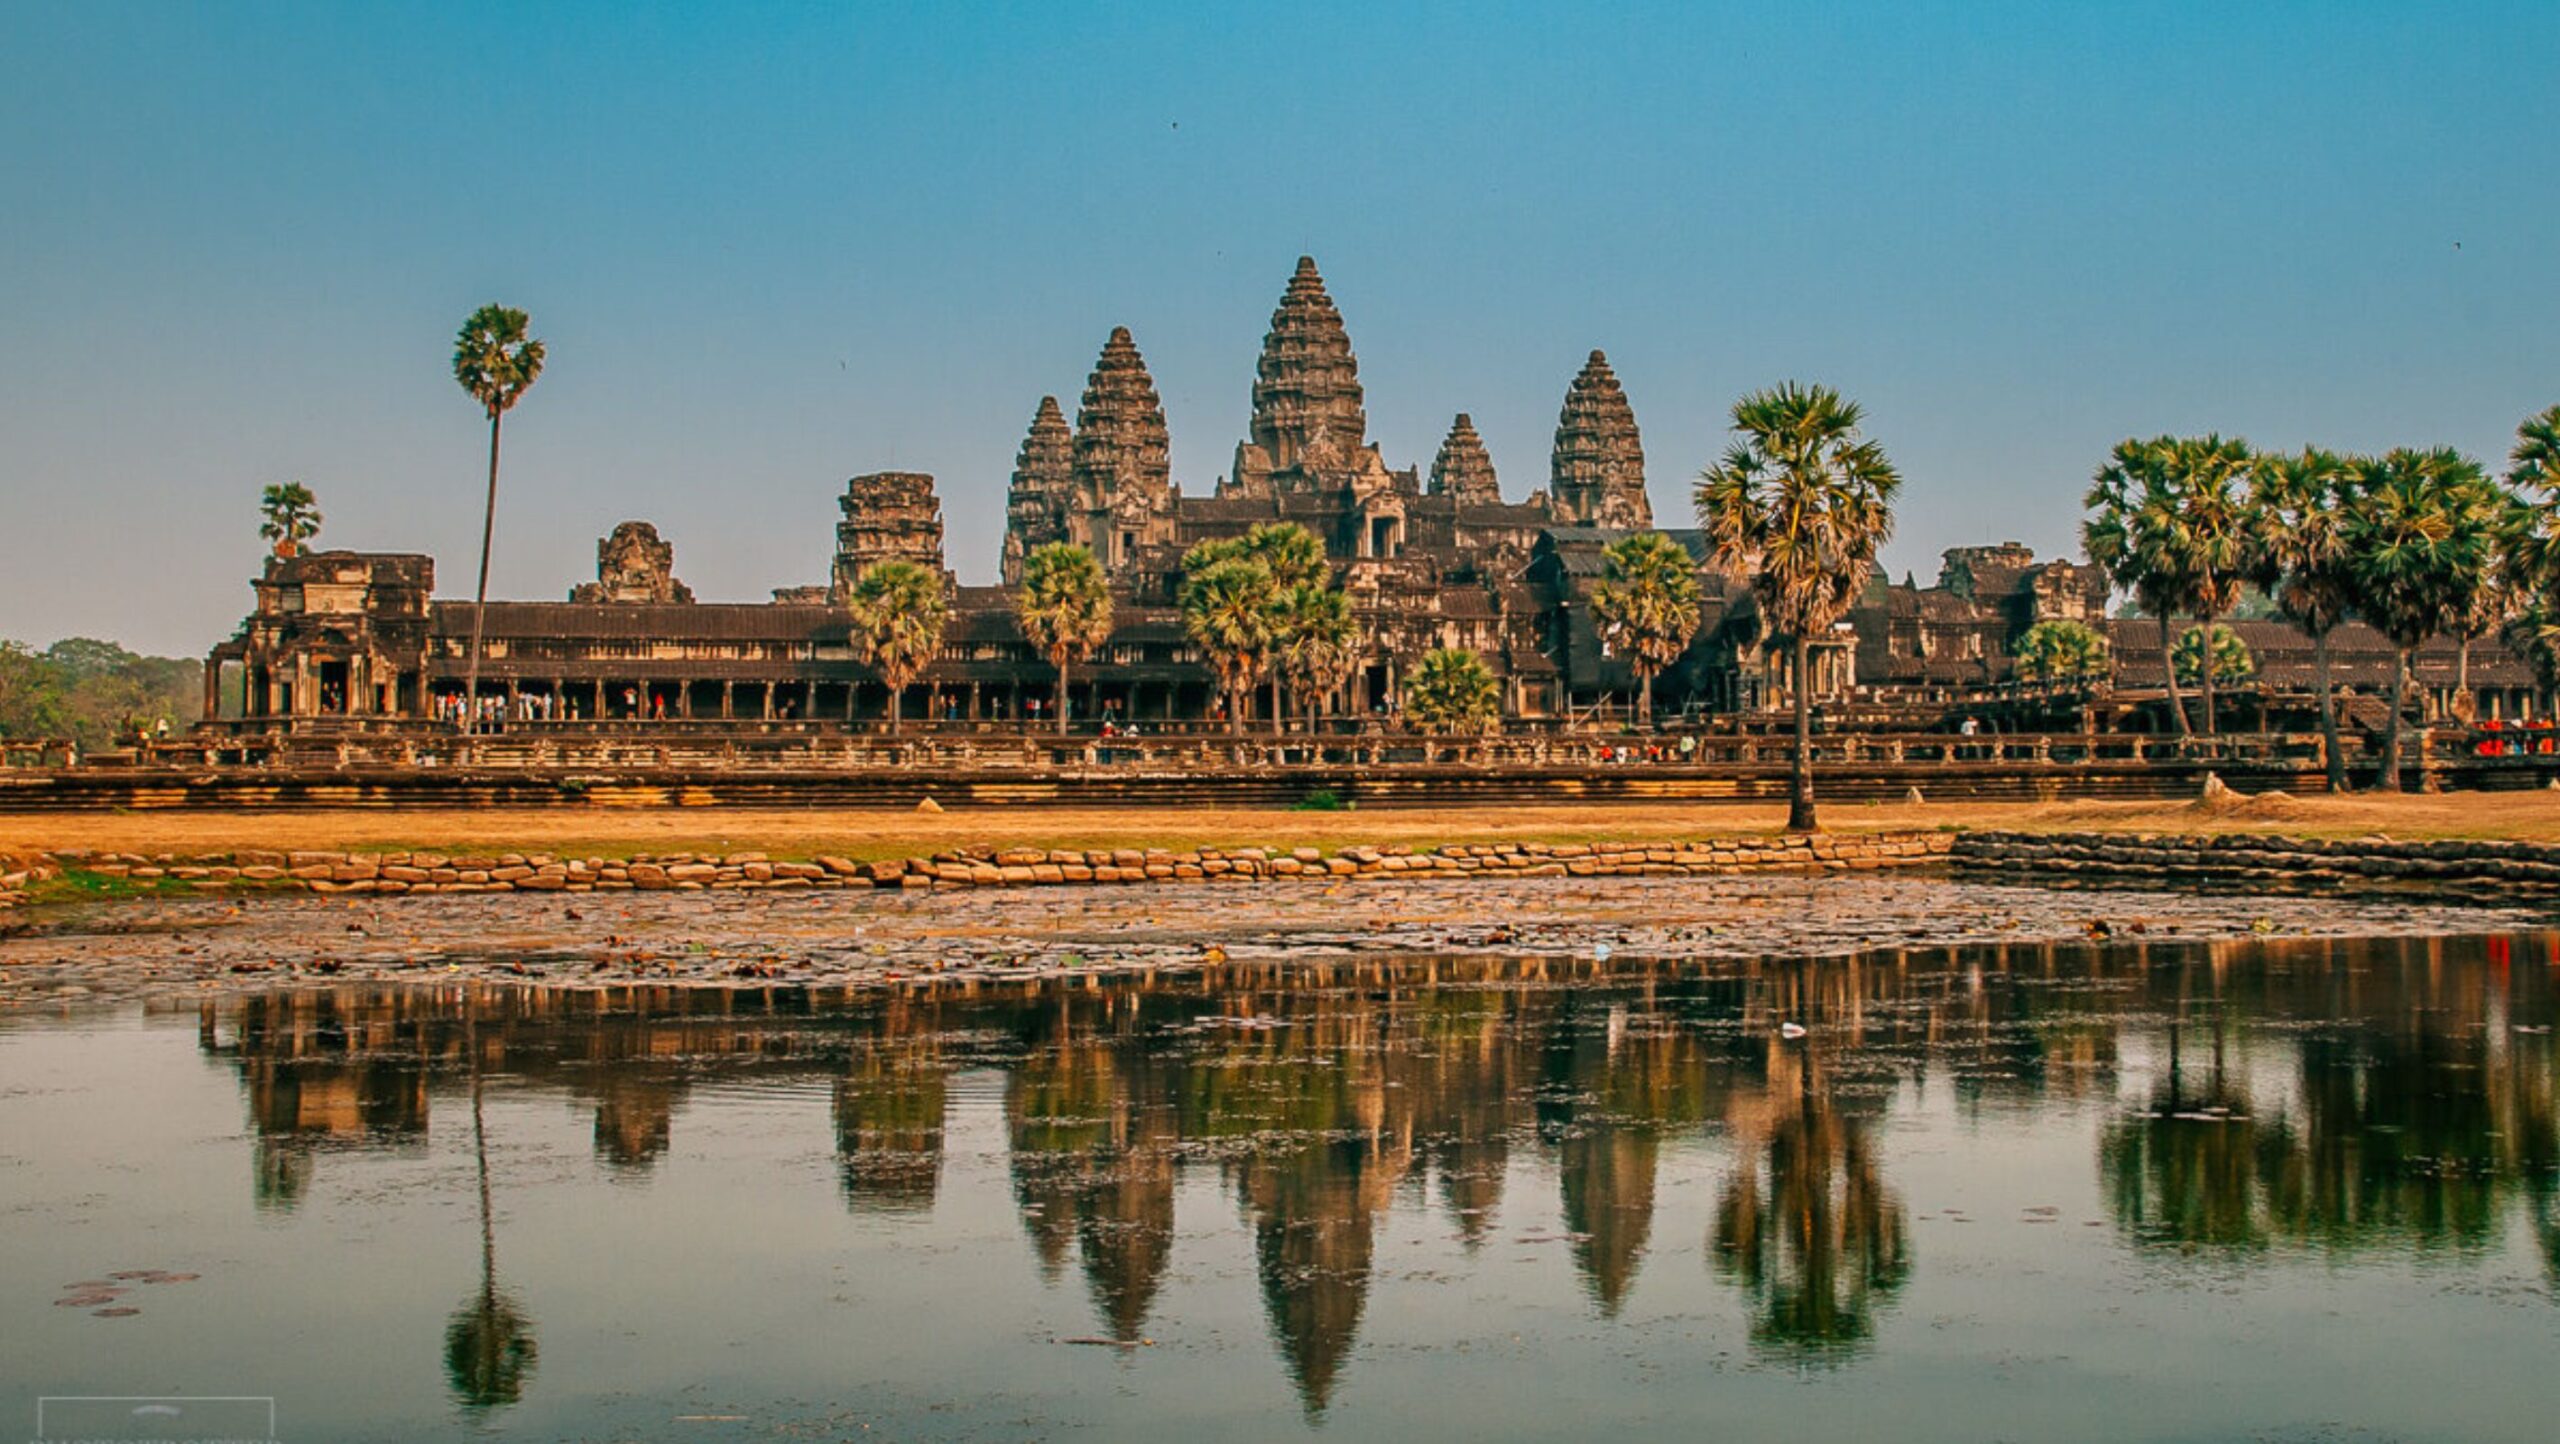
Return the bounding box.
[3,1,2554,655]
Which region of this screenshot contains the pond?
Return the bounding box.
[3,933,2556,1440]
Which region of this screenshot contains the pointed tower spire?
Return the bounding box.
[1247,255,1366,472]
[1549,350,1650,528]
[999,395,1074,585]
[1428,412,1501,505]
[1071,327,1172,515]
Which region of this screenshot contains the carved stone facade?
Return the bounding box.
[199,257,2558,734]
[570,521,693,604]
[999,396,1074,585]
[1429,414,1501,506]
[827,471,947,601]
[1547,351,1650,529]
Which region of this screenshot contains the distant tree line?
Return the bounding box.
[0,638,201,747]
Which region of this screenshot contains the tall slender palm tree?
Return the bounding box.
[2158,436,2259,736]
[2084,438,2194,736]
[1014,543,1113,736]
[844,561,948,734]
[1696,383,1901,833]
[451,305,546,721]
[1273,584,1362,727]
[2344,448,2498,791]
[446,997,537,1412]
[1242,523,1330,730]
[2504,406,2560,690]
[257,482,323,558]
[1179,557,1277,737]
[1589,531,1704,723]
[2247,448,2359,791]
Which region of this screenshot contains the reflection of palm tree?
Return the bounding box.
[2102,1018,2273,1251]
[834,1045,946,1213]
[446,997,536,1412]
[1712,1047,1909,1357]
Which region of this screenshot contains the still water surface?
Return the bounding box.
[3,935,2556,1441]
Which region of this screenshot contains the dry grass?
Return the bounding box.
[6,787,2557,861]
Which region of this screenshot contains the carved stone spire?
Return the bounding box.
[1071,327,1172,517]
[1548,350,1650,528]
[1247,255,1366,473]
[1428,413,1501,506]
[1000,395,1074,585]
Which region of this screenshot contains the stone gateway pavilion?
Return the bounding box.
[200,259,2552,739]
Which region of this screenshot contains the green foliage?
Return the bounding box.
[844,561,949,730]
[2247,448,2358,639]
[1695,383,1902,642]
[1293,788,1348,812]
[258,482,322,555]
[2012,620,2110,687]
[2344,448,2502,652]
[1272,582,1362,718]
[452,305,546,418]
[1014,543,1113,669]
[1402,648,1501,734]
[1179,555,1279,731]
[2172,624,2254,685]
[1589,531,1704,710]
[0,638,200,747]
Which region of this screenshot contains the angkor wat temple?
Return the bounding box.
[203,258,2549,731]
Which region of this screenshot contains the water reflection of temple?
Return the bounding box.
[198,935,2560,1408]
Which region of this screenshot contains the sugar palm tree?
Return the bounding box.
[2504,406,2560,693]
[257,482,323,558]
[1402,648,1501,734]
[2157,436,2259,736]
[2344,448,2498,790]
[1014,543,1113,736]
[1696,382,1901,833]
[844,561,948,734]
[2011,619,2110,693]
[1242,521,1329,590]
[451,305,546,719]
[2247,448,2359,791]
[1273,583,1362,727]
[1589,531,1704,723]
[2084,438,2194,736]
[446,999,537,1412]
[1179,556,1277,737]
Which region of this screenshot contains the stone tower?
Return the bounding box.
[570,521,693,604]
[1548,351,1650,529]
[1229,257,1368,497]
[1428,413,1501,506]
[1000,395,1075,586]
[827,471,947,602]
[1070,327,1175,568]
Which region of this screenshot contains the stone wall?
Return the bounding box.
[3,832,1955,909]
[1953,830,2560,899]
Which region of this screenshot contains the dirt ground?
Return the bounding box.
[6,788,2558,861]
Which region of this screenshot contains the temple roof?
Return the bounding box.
[1429,413,1500,505]
[1248,255,1366,470]
[1550,351,1649,529]
[1072,327,1172,510]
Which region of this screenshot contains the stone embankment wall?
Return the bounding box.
[1953,830,2560,899]
[1,832,1955,909]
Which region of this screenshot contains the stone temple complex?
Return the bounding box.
[202,257,2553,732]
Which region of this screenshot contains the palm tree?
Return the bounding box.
[1014,543,1113,736]
[2247,448,2358,791]
[2157,436,2258,736]
[446,997,537,1412]
[1589,531,1704,724]
[2172,624,2254,690]
[1402,648,1501,734]
[1241,523,1330,731]
[1696,382,1901,833]
[257,482,323,558]
[844,561,948,734]
[1273,584,1362,728]
[2084,438,2194,736]
[2505,406,2560,692]
[451,305,546,721]
[2344,448,2498,791]
[1179,556,1277,737]
[2011,619,2110,693]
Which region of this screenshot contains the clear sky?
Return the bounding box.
[3,1,2553,657]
